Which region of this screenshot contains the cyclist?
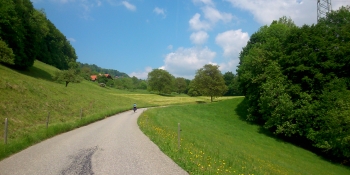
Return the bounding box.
[133,103,137,112]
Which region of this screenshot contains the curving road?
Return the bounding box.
[0,109,188,175]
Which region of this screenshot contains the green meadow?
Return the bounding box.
[1,61,349,174]
[0,61,216,160]
[138,98,350,175]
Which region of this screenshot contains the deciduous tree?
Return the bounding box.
[175,77,187,94]
[192,64,227,102]
[147,69,174,94]
[53,69,82,87]
[0,39,15,65]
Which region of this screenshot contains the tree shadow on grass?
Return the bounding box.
[16,66,54,81]
[158,93,175,97]
[235,98,256,124]
[234,97,350,167]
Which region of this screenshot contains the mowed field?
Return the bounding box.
[0,61,235,160]
[138,98,350,175]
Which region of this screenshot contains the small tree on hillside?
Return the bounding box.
[192,64,228,102]
[53,69,82,87]
[53,62,82,87]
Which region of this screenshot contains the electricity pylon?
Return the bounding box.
[317,0,332,22]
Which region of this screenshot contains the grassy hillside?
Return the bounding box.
[0,60,227,160]
[138,98,350,174]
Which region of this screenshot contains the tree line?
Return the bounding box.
[237,7,350,160]
[78,62,129,80]
[146,64,241,101]
[84,63,241,100]
[0,0,77,70]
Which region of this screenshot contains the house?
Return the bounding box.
[90,74,113,81]
[104,74,112,79]
[90,75,97,81]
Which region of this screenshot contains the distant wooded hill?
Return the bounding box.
[78,62,129,78]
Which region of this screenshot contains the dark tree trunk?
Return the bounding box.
[65,81,69,87]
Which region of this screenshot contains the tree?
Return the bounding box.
[97,75,109,84]
[192,64,227,102]
[53,69,82,87]
[131,76,139,90]
[0,0,77,69]
[53,61,82,87]
[138,81,147,90]
[175,77,187,94]
[106,79,114,87]
[187,81,201,97]
[223,71,242,96]
[237,17,296,121]
[80,66,92,80]
[121,77,133,90]
[147,69,174,94]
[0,39,15,65]
[237,8,350,159]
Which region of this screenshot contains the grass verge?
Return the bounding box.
[138,97,350,175]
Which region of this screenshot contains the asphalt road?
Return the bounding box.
[0,109,188,175]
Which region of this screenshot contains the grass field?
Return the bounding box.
[138,98,350,175]
[0,60,227,160]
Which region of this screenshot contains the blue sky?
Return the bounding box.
[31,0,350,79]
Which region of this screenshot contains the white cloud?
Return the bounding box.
[129,67,152,79]
[215,29,249,73]
[219,59,240,73]
[189,13,211,31]
[68,38,76,42]
[202,6,233,23]
[167,45,173,50]
[189,2,235,31]
[215,29,249,58]
[162,47,216,79]
[153,7,166,18]
[225,0,313,26]
[225,0,350,26]
[122,1,136,11]
[190,31,209,45]
[333,2,350,10]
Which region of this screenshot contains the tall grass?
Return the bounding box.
[138,98,350,174]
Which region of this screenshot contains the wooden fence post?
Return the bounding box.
[46,112,50,129]
[4,118,8,144]
[178,123,181,149]
[80,108,83,120]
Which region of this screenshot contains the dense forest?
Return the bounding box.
[237,7,350,160]
[0,0,77,70]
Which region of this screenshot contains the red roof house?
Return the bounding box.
[90,75,97,81]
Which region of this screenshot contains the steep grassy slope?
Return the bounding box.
[138,98,350,174]
[0,61,225,160]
